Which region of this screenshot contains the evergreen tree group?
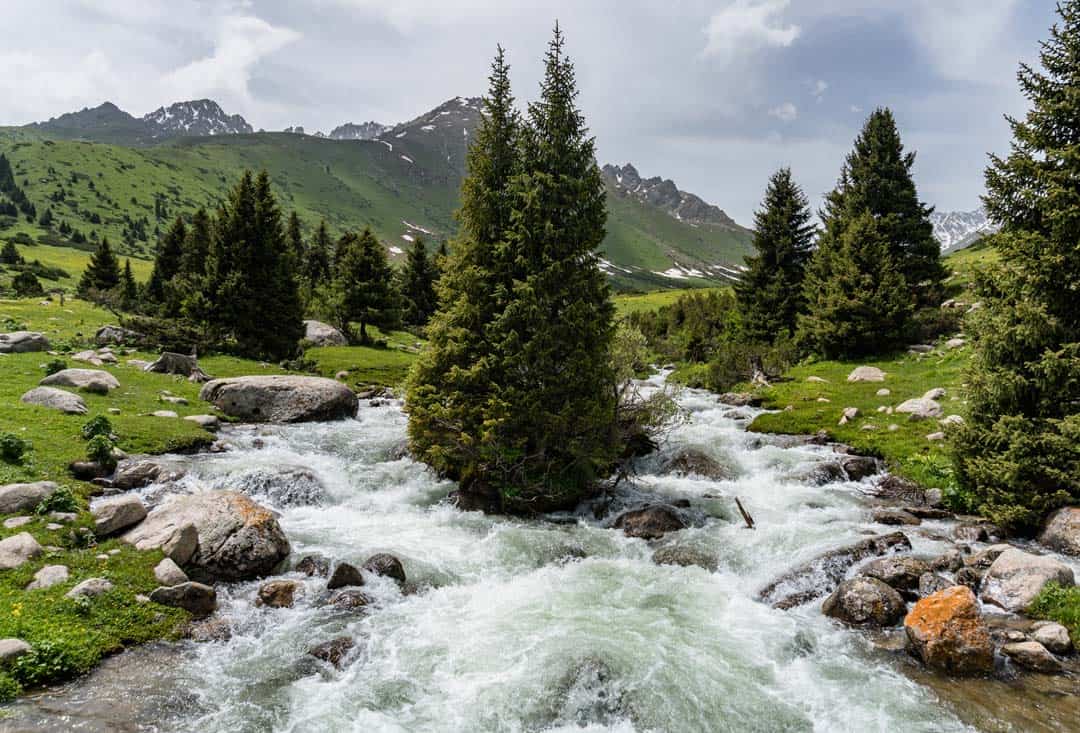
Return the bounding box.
[77,237,121,297]
[408,29,617,512]
[323,228,399,343]
[398,237,439,327]
[952,1,1080,532]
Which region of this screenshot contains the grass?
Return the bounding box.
[1,242,152,292]
[1029,583,1080,646]
[613,287,727,317]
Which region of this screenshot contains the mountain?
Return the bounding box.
[330,121,387,141]
[930,208,997,253]
[7,97,752,290]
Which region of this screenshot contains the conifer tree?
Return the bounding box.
[398,237,438,327]
[304,219,332,289]
[179,208,212,279]
[286,211,304,269]
[78,237,121,296]
[796,213,911,358]
[735,168,815,342]
[120,259,137,310]
[147,216,186,306]
[0,240,22,265]
[12,270,43,298]
[326,229,399,343]
[952,2,1080,531]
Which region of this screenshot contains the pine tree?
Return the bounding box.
[286,211,304,269]
[735,168,816,342]
[120,259,137,310]
[146,216,186,306]
[0,240,22,265]
[797,213,912,359]
[952,2,1080,532]
[78,237,121,296]
[12,270,43,298]
[398,237,438,327]
[303,219,332,289]
[326,229,399,343]
[180,208,212,279]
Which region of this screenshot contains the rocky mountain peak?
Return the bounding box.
[930,208,997,252]
[142,100,253,138]
[602,163,737,228]
[330,121,387,141]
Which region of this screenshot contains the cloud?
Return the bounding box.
[812,79,828,100]
[769,101,798,122]
[703,0,800,62]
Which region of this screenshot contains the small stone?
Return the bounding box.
[96,554,109,561]
[926,432,946,442]
[149,582,217,618]
[296,554,331,577]
[872,509,921,526]
[817,397,831,403]
[66,577,114,598]
[160,395,189,405]
[107,548,120,555]
[108,408,122,415]
[839,407,859,426]
[931,548,965,573]
[1032,623,1073,655]
[327,562,365,590]
[45,522,62,531]
[307,636,355,668]
[363,553,407,585]
[151,410,179,418]
[918,573,953,598]
[876,388,891,397]
[154,558,189,586]
[940,415,965,427]
[49,512,78,523]
[0,639,32,663]
[848,366,886,383]
[2,517,32,529]
[888,424,900,432]
[26,564,70,590]
[184,415,220,431]
[1002,641,1063,674]
[257,579,303,608]
[326,588,371,610]
[946,338,966,349]
[923,388,947,401]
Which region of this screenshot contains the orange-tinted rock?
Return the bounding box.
[904,586,994,675]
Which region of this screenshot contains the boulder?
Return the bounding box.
[980,548,1075,613]
[228,466,326,507]
[1032,622,1073,655]
[326,588,371,611]
[1038,507,1080,556]
[111,459,184,490]
[184,415,220,431]
[611,505,688,540]
[651,544,719,572]
[718,392,762,407]
[66,578,114,598]
[307,636,355,668]
[144,352,210,381]
[296,554,331,577]
[162,523,199,565]
[149,582,217,618]
[659,448,732,481]
[257,579,303,608]
[94,325,145,346]
[302,320,348,347]
[0,532,43,570]
[872,509,921,526]
[20,386,87,414]
[848,366,886,383]
[930,548,965,573]
[841,455,881,481]
[92,494,147,536]
[0,481,58,514]
[26,564,69,590]
[1002,641,1063,674]
[904,586,994,675]
[40,368,119,394]
[964,544,1010,570]
[153,558,189,586]
[0,331,50,353]
[199,376,358,423]
[758,532,912,609]
[363,553,407,585]
[923,388,947,401]
[822,577,906,627]
[327,562,365,590]
[122,490,290,582]
[0,639,31,663]
[954,521,1003,543]
[860,556,930,598]
[918,573,954,598]
[895,398,943,421]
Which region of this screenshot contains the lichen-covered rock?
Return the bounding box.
[822,577,906,626]
[1038,507,1080,556]
[20,386,87,414]
[199,376,358,423]
[980,548,1075,613]
[40,368,119,394]
[904,586,994,675]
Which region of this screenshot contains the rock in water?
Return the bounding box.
[296,554,331,577]
[363,553,407,584]
[0,481,58,514]
[327,562,365,590]
[20,386,88,414]
[149,582,217,618]
[199,376,358,423]
[0,331,50,353]
[859,556,930,599]
[758,532,912,609]
[307,637,354,668]
[1032,622,1073,655]
[1001,641,1063,674]
[40,368,120,394]
[872,509,921,526]
[980,548,1075,613]
[659,448,733,480]
[302,320,348,347]
[0,532,43,570]
[257,579,303,608]
[611,505,688,539]
[122,490,290,582]
[227,466,326,507]
[904,586,994,675]
[1038,507,1080,556]
[822,577,906,626]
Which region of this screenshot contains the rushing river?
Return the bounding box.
[6,376,1076,732]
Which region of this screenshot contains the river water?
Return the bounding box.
[5,377,1076,732]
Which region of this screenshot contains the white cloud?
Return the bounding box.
[769,101,798,122]
[703,0,800,62]
[812,79,828,100]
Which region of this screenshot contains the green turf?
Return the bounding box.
[613,287,728,317]
[1029,583,1080,646]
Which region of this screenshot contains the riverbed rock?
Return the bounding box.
[122,490,290,582]
[0,532,43,570]
[199,376,358,423]
[20,386,87,414]
[92,494,147,536]
[327,562,365,590]
[326,588,371,611]
[307,637,355,668]
[111,459,185,490]
[651,544,719,572]
[611,505,688,540]
[758,531,912,609]
[363,553,406,585]
[26,564,69,590]
[296,554,331,577]
[965,544,1011,570]
[867,475,931,505]
[229,466,326,507]
[718,392,762,407]
[162,523,199,566]
[955,567,985,593]
[904,586,994,675]
[872,509,921,526]
[980,548,1075,613]
[823,577,906,626]
[904,506,953,520]
[659,448,732,481]
[303,320,348,347]
[848,366,886,383]
[1032,622,1073,655]
[895,398,943,421]
[153,558,189,586]
[930,548,965,573]
[0,331,49,353]
[257,579,303,608]
[0,481,58,514]
[841,455,881,481]
[954,521,1004,543]
[918,573,954,598]
[40,368,119,394]
[1038,507,1080,556]
[66,578,114,598]
[184,415,220,431]
[149,582,217,618]
[1002,641,1063,674]
[860,556,931,599]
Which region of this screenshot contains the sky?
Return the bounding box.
[0,0,1057,224]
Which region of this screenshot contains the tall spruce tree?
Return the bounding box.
[286,211,304,269]
[304,219,332,289]
[147,216,186,307]
[399,237,438,327]
[180,208,212,279]
[952,2,1080,532]
[0,240,22,265]
[735,168,815,342]
[326,229,399,343]
[120,259,137,310]
[78,237,121,296]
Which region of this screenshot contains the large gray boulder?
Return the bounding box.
[895,398,944,421]
[0,331,50,354]
[1039,507,1080,556]
[303,320,348,347]
[144,352,210,382]
[980,548,1075,612]
[199,375,358,423]
[0,532,43,570]
[40,368,120,394]
[95,325,145,346]
[122,490,290,582]
[0,481,58,514]
[1002,641,1063,674]
[822,577,906,627]
[26,564,69,591]
[20,386,87,414]
[92,495,147,536]
[149,582,216,618]
[859,556,930,599]
[847,366,886,383]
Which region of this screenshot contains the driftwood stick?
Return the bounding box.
[735,496,755,529]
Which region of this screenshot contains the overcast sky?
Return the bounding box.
[0,1,1056,224]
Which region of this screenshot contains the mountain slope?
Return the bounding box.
[931,208,997,253]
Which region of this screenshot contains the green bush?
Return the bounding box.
[0,432,31,464]
[85,435,117,469]
[80,415,114,441]
[44,358,67,376]
[35,485,79,515]
[0,673,22,703]
[1028,583,1080,646]
[10,640,81,687]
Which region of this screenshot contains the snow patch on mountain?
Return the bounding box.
[143,100,253,138]
[930,208,997,252]
[329,121,386,141]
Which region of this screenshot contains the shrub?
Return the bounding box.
[11,270,44,298]
[0,433,31,464]
[44,358,67,376]
[80,415,114,441]
[35,486,79,515]
[0,673,21,703]
[10,640,81,687]
[85,435,117,469]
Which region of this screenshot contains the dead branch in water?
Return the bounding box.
[735,497,755,529]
